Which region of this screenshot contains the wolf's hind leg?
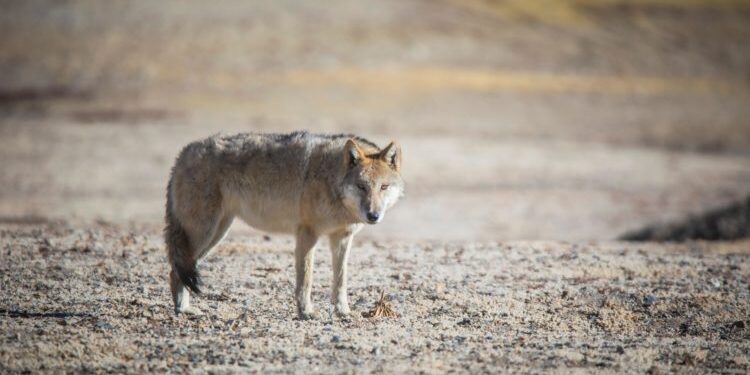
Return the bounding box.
[171,214,233,316]
[166,214,200,315]
[167,206,229,315]
[169,269,202,315]
[197,214,234,260]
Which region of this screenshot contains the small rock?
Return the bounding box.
[354,297,367,308]
[89,243,109,253]
[96,321,113,331]
[331,335,341,343]
[643,294,657,307]
[457,317,471,326]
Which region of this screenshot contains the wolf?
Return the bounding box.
[164,131,403,319]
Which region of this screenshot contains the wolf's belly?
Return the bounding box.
[235,197,300,234]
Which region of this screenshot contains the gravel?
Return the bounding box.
[1,223,749,373]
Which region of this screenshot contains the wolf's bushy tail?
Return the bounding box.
[165,181,202,295]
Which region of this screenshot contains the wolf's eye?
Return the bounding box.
[380,184,389,191]
[357,183,368,192]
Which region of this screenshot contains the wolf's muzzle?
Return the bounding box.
[366,211,380,224]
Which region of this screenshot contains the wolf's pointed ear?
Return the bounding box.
[344,139,365,168]
[380,141,401,171]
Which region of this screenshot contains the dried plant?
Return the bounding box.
[363,291,398,318]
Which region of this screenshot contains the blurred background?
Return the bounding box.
[1,0,749,241]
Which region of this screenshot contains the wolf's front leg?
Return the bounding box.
[294,226,318,320]
[329,228,358,316]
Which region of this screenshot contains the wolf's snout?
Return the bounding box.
[366,211,380,223]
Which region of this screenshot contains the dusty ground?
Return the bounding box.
[2,0,750,241]
[1,222,749,373]
[2,0,750,373]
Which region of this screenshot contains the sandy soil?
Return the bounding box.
[1,222,749,373]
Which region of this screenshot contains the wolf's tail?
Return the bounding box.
[165,180,202,295]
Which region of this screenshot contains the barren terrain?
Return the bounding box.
[1,0,750,373]
[2,223,749,373]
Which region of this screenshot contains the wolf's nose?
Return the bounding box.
[366,212,380,223]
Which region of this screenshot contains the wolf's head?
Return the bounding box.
[340,139,404,224]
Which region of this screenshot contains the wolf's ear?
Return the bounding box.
[344,139,365,168]
[380,141,401,171]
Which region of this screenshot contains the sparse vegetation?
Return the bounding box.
[362,291,399,319]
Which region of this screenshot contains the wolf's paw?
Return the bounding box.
[334,303,351,317]
[175,306,203,316]
[297,310,318,321]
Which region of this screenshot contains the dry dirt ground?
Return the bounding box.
[1,222,749,373]
[2,0,750,241]
[2,0,750,373]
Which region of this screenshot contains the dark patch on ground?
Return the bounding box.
[69,108,177,124]
[0,216,53,225]
[0,87,92,104]
[619,195,750,241]
[0,309,93,319]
